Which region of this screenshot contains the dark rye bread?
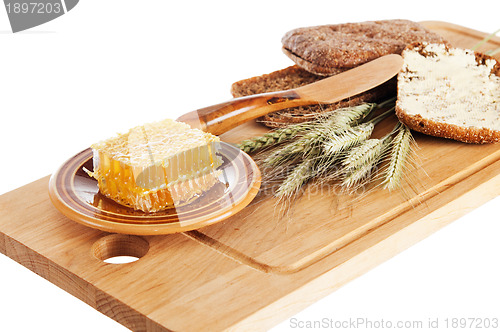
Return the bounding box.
[396,42,500,144]
[231,65,396,127]
[282,19,447,76]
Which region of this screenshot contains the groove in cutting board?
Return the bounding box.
[191,122,500,273]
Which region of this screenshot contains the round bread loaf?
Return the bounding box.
[282,19,447,75]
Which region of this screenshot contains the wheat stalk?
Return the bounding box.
[323,122,375,157]
[472,28,500,51]
[486,46,500,56]
[340,135,392,190]
[267,104,377,195]
[275,159,314,198]
[238,103,377,155]
[342,136,391,171]
[321,103,376,128]
[381,124,414,191]
[323,107,393,158]
[341,165,376,190]
[237,99,411,199]
[263,131,321,166]
[237,122,310,153]
[262,105,374,166]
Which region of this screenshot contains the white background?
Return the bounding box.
[1,1,499,331]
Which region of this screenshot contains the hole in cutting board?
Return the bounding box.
[92,234,149,264]
[103,255,140,264]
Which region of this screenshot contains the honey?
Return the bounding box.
[87,119,222,212]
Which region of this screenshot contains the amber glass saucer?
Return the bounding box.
[48,142,261,235]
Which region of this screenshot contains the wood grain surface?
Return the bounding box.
[1,22,499,331]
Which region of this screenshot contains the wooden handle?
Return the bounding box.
[176,90,311,135]
[177,54,403,135]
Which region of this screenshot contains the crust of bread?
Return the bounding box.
[396,42,500,144]
[231,65,396,128]
[395,105,500,144]
[231,65,324,97]
[281,48,344,76]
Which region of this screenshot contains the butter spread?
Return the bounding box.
[398,43,500,130]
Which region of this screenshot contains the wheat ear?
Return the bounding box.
[340,135,392,190]
[321,103,376,128]
[381,124,414,191]
[263,131,322,166]
[323,122,375,157]
[238,103,378,155]
[237,122,311,153]
[275,159,314,198]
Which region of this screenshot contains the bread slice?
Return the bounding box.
[396,42,500,144]
[231,65,396,128]
[282,19,447,75]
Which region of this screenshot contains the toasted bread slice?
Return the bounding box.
[396,42,500,144]
[282,19,447,75]
[231,65,396,128]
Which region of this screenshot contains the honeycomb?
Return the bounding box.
[87,119,222,212]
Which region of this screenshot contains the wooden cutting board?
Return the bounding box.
[1,21,499,332]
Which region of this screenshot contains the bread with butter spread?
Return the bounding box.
[396,42,500,144]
